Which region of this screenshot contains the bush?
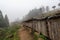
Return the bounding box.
[39,33,50,40]
[34,33,38,40]
[0,24,20,40]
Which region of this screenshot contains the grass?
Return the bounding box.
[33,32,49,40]
[0,24,20,40]
[33,33,38,40]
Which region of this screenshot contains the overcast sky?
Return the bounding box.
[0,0,59,22]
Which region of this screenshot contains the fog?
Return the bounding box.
[0,0,59,22]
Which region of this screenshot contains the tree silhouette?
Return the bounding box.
[42,6,45,12]
[39,8,43,13]
[52,6,56,9]
[0,10,5,27]
[58,3,60,6]
[58,3,60,9]
[5,14,9,27]
[46,6,49,12]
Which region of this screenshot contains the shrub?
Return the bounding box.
[0,24,20,40]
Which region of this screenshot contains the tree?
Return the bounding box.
[0,10,5,27]
[39,8,43,13]
[52,6,56,9]
[42,6,45,12]
[39,6,45,13]
[58,3,60,6]
[5,14,9,27]
[58,3,60,8]
[46,6,49,12]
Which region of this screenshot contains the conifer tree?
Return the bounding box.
[0,10,5,27]
[46,6,49,12]
[5,14,9,27]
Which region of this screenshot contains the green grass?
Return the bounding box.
[33,33,38,40]
[39,33,49,40]
[33,32,49,40]
[0,24,20,40]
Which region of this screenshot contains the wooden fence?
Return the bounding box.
[22,10,60,40]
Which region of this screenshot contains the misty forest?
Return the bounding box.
[0,0,60,40]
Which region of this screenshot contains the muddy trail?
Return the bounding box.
[18,27,34,40]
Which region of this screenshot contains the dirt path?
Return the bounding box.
[18,27,34,40]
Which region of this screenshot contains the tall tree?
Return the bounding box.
[58,3,60,8]
[58,3,60,6]
[0,10,3,19]
[5,14,9,27]
[46,6,49,12]
[42,6,45,12]
[0,10,5,27]
[39,8,43,13]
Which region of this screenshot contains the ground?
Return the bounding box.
[18,27,34,40]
